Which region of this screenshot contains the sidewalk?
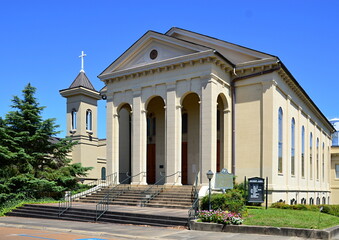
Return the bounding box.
[0,216,311,240]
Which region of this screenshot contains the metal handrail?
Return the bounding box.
[95,171,146,221]
[188,171,200,221]
[140,171,181,207]
[71,172,118,201]
[87,172,117,187]
[58,191,72,217]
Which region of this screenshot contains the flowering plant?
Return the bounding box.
[197,210,243,225]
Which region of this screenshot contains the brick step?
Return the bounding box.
[155,194,192,198]
[145,203,191,209]
[149,200,192,205]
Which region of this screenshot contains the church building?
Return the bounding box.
[60,28,335,205]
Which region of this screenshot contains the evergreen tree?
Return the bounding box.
[0,84,91,203]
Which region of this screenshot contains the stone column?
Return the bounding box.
[112,112,119,182]
[106,96,119,183]
[200,78,217,184]
[165,83,182,185]
[131,90,147,185]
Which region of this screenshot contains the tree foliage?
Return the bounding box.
[0,84,91,204]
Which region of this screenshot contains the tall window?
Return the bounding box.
[278,108,283,174]
[310,133,313,179]
[316,138,319,180]
[291,118,295,176]
[101,167,106,180]
[86,110,92,131]
[322,142,325,181]
[301,126,305,177]
[71,109,77,130]
[336,164,339,179]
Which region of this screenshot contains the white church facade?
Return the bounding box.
[60,28,335,205]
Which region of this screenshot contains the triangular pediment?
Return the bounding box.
[166,27,276,65]
[99,31,212,77]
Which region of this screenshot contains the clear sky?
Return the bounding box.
[0,0,338,139]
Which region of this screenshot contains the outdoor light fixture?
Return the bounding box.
[206,170,214,211]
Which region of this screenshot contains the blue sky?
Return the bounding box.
[0,0,338,138]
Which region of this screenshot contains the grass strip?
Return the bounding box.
[244,208,339,229]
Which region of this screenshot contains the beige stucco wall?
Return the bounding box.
[233,70,331,204]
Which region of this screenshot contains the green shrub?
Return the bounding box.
[270,202,339,217]
[321,205,339,217]
[200,189,246,214]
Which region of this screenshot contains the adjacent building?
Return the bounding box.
[330,118,339,204]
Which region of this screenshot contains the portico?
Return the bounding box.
[101,60,232,185]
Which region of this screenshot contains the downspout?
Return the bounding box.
[231,68,237,175]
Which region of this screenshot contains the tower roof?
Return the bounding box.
[69,71,96,90]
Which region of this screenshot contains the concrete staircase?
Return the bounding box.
[6,185,197,228]
[147,185,194,209]
[6,204,188,227]
[74,184,195,209]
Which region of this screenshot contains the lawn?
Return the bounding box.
[244,208,339,229]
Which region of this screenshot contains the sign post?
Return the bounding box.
[214,168,233,193]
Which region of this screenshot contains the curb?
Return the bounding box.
[189,220,339,239]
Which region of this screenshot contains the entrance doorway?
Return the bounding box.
[118,104,132,183]
[146,96,165,184]
[181,93,200,185]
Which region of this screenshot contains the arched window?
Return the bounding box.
[101,167,106,180]
[301,126,305,177]
[291,118,295,176]
[71,109,77,130]
[316,197,320,205]
[278,108,283,174]
[86,110,92,131]
[322,142,325,181]
[310,133,313,179]
[316,138,319,180]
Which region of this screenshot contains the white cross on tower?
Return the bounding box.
[79,51,86,72]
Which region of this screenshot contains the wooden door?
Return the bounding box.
[217,140,221,172]
[182,142,188,185]
[147,144,156,184]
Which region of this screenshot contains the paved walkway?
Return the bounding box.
[0,216,311,240]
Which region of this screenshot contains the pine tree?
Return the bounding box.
[0,84,91,203]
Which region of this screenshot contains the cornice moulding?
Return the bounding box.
[99,50,232,82]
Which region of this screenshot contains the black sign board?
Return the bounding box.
[248,177,265,203]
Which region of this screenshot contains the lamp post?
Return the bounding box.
[206,170,214,211]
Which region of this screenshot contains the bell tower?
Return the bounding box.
[60,51,102,181]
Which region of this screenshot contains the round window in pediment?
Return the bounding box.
[150,49,158,60]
